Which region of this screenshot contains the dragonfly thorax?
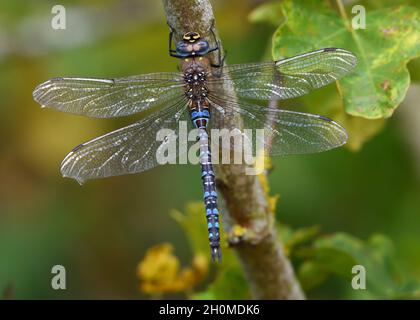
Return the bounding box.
[182,58,210,100]
[184,76,208,100]
[185,71,206,84]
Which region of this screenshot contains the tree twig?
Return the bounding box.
[161,0,305,300]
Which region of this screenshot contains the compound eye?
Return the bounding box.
[194,40,210,55]
[176,41,187,50]
[176,41,192,56]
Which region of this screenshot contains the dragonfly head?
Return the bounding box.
[176,31,210,58]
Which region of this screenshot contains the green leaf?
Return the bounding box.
[248,1,286,27]
[272,1,420,119]
[408,58,420,82]
[298,261,329,291]
[171,202,210,256]
[297,232,420,299]
[278,223,321,251]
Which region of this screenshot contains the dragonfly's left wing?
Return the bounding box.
[60,97,191,184]
[33,73,184,118]
[209,48,357,101]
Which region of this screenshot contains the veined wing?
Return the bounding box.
[33,73,185,118]
[208,94,348,156]
[60,97,190,184]
[209,48,357,100]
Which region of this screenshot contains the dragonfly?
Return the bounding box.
[33,23,357,262]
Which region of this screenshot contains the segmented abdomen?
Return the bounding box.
[189,98,221,261]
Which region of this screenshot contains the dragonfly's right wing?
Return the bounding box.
[33,73,185,118]
[60,97,192,184]
[208,94,348,156]
[209,48,357,101]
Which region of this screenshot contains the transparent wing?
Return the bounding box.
[60,97,192,184]
[208,94,348,156]
[33,73,185,118]
[208,48,357,100]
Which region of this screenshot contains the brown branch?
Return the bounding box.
[161,0,305,300]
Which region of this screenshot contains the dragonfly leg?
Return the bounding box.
[210,43,226,69]
[207,21,225,68]
[170,52,185,59]
[168,22,180,57]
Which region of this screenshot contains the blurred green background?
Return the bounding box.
[0,0,419,299]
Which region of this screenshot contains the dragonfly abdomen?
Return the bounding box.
[188,95,221,261]
[198,127,221,262]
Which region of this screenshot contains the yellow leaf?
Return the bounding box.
[137,243,208,295]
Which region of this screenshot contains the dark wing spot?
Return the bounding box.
[318,115,333,122]
[323,47,338,52]
[71,143,85,152]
